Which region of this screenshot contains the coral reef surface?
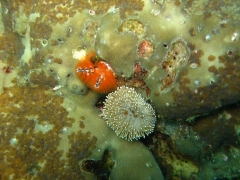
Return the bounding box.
[0,0,240,179]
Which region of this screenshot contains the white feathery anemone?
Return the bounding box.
[102,86,156,141]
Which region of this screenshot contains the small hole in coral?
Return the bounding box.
[67,73,71,78]
[81,89,87,94]
[49,69,54,73]
[67,27,73,33]
[57,38,64,44]
[41,39,48,47]
[227,50,233,57]
[88,9,96,15]
[163,43,168,48]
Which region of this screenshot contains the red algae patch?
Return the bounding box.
[137,40,154,59]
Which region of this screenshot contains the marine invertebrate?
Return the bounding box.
[2,0,240,179]
[75,51,117,94]
[102,86,156,141]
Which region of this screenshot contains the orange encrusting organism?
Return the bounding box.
[75,51,117,94]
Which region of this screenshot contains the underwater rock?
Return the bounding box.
[150,103,240,179]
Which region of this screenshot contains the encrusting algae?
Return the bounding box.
[0,79,97,179]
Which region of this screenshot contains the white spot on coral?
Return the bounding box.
[72,48,86,60]
[205,34,211,41]
[52,85,63,91]
[10,137,18,146]
[146,162,153,168]
[62,127,68,132]
[151,9,160,16]
[231,32,238,41]
[107,6,119,13]
[194,80,200,85]
[190,63,198,68]
[221,153,228,161]
[34,122,54,134]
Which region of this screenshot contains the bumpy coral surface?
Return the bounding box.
[160,38,190,91]
[0,79,97,179]
[103,86,156,141]
[1,0,240,179]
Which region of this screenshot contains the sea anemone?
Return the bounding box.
[102,86,156,141]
